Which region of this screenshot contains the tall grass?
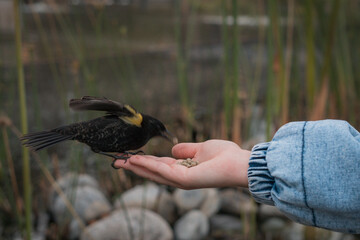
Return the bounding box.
[29,0,69,115]
[2,1,360,239]
[221,0,240,141]
[1,127,22,221]
[265,0,276,140]
[336,2,356,122]
[175,0,191,133]
[13,0,32,238]
[309,0,340,120]
[304,0,317,112]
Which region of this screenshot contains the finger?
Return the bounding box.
[172,142,202,159]
[129,155,173,172]
[130,155,190,184]
[113,155,173,168]
[113,158,134,169]
[137,155,178,165]
[113,157,179,186]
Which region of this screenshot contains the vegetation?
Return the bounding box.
[0,0,359,238]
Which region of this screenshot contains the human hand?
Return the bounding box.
[114,140,251,189]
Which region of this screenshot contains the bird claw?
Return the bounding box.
[96,150,144,169]
[111,158,128,169]
[111,154,130,169]
[111,160,121,169]
[124,150,145,155]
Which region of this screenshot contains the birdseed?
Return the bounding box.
[177,158,199,168]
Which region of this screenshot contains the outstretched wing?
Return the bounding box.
[69,96,143,127]
[70,96,127,113]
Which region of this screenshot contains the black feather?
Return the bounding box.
[21,96,177,169]
[21,131,72,151]
[69,96,134,116]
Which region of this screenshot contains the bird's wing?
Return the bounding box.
[70,96,128,113]
[69,96,143,127]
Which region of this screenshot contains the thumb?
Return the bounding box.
[172,142,201,159]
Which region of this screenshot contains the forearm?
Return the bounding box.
[248,120,360,233]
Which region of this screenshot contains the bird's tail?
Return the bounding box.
[20,130,73,151]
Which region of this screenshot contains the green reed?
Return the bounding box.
[13,0,32,238]
[304,0,317,112]
[265,0,276,140]
[175,0,192,134]
[221,0,240,140]
[29,1,69,115]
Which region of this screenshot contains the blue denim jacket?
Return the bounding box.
[248,120,360,233]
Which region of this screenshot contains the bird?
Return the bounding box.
[20,96,178,169]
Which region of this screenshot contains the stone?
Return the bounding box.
[49,173,100,209]
[281,222,304,240]
[57,173,99,190]
[259,204,286,219]
[219,188,255,215]
[200,188,221,217]
[328,232,356,240]
[174,210,209,240]
[69,219,81,240]
[210,214,242,233]
[114,182,160,209]
[81,208,173,240]
[156,188,177,224]
[52,185,111,226]
[114,182,176,223]
[173,189,206,214]
[261,217,286,233]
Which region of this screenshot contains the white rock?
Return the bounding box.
[200,188,221,217]
[114,183,176,223]
[156,188,177,223]
[174,210,209,240]
[69,219,81,240]
[49,173,100,210]
[114,182,160,209]
[210,214,242,232]
[261,217,286,233]
[53,185,111,225]
[219,188,255,215]
[81,208,173,240]
[259,204,286,219]
[173,189,206,214]
[281,222,304,240]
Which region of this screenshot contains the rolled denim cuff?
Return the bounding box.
[247,142,275,205]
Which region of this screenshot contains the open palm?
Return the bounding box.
[114,140,251,189]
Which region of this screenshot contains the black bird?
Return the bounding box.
[21,96,178,169]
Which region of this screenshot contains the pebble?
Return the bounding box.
[174,210,209,240]
[49,173,100,209]
[210,214,242,233]
[81,208,173,240]
[114,182,176,223]
[199,188,221,217]
[52,185,111,225]
[259,204,286,219]
[261,217,286,233]
[219,188,255,215]
[173,188,206,214]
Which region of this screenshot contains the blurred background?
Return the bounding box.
[1,0,359,239]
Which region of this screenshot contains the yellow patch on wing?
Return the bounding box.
[120,105,143,127]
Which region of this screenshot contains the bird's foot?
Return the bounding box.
[124,150,145,156]
[96,151,130,169]
[112,154,131,169]
[111,151,145,169]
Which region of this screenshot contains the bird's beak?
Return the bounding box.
[161,130,178,145]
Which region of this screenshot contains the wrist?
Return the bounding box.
[237,149,251,188]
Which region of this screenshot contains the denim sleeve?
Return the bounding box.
[247,119,360,234]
